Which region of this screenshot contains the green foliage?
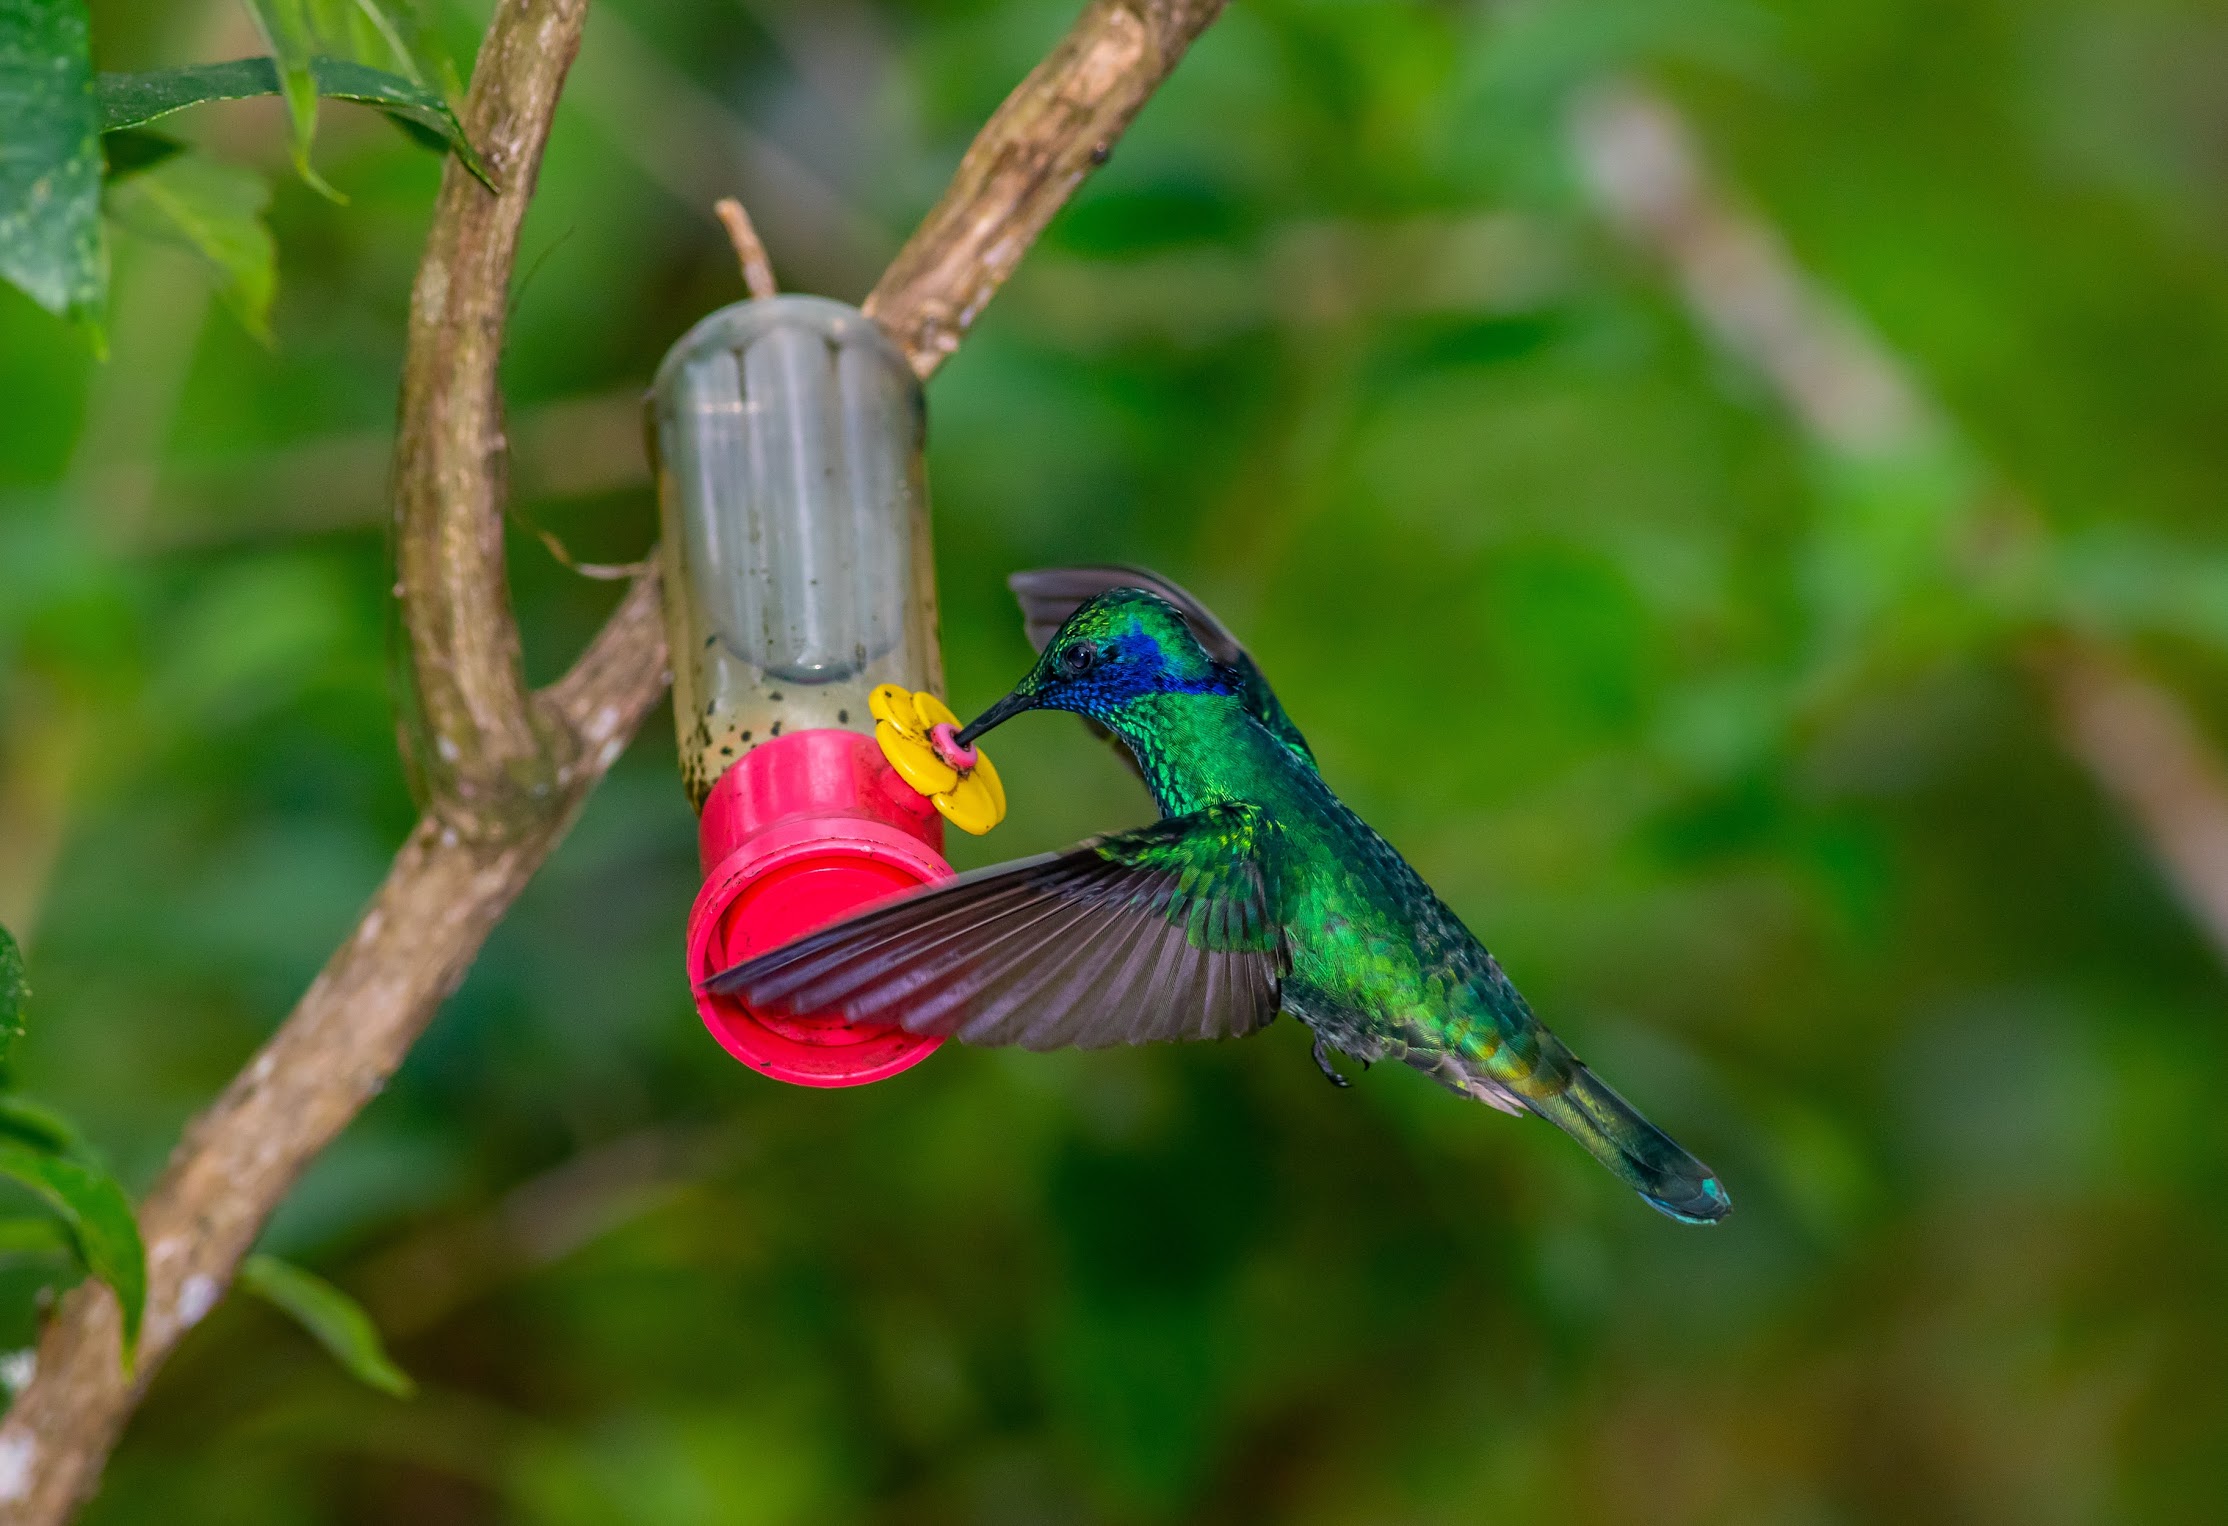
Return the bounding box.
[0,925,147,1363]
[237,0,475,200]
[10,0,2228,1520]
[240,0,335,199]
[96,56,492,191]
[0,1146,143,1359]
[98,127,186,181]
[0,0,479,338]
[0,1094,89,1158]
[0,923,22,1085]
[104,152,275,339]
[0,0,102,323]
[0,1214,75,1259]
[237,1253,415,1398]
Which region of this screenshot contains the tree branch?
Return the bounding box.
[864,0,1226,378]
[0,0,1226,1517]
[391,0,589,832]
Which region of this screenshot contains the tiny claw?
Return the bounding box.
[1311,1035,1352,1089]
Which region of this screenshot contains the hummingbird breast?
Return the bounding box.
[1116,691,1569,1105]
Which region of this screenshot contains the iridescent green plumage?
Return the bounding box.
[711,574,1730,1224]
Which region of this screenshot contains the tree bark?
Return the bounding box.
[0,2,1227,1520]
[390,0,587,833]
[864,0,1226,378]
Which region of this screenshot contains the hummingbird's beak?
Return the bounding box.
[955,687,1034,747]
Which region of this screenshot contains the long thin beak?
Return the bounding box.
[955,688,1035,747]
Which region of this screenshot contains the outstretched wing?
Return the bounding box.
[1008,565,1316,767]
[704,807,1288,1051]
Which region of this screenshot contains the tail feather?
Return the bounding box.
[1527,1064,1731,1224]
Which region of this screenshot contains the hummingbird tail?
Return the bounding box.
[1526,1065,1732,1225]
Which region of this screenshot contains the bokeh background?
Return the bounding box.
[8,0,2228,1520]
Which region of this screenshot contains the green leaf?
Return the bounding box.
[0,0,105,321]
[238,1253,415,1397]
[234,0,477,197]
[0,922,23,1085]
[242,0,338,200]
[335,0,423,88]
[105,151,276,340]
[95,56,493,191]
[100,126,185,180]
[0,1143,145,1362]
[0,1215,75,1260]
[0,1094,88,1159]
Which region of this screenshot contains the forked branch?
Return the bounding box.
[0,1,1224,1520]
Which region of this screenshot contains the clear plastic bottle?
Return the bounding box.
[650,295,943,807]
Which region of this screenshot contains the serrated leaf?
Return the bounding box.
[238,1253,415,1397]
[96,57,493,192]
[0,1143,145,1362]
[105,151,276,339]
[0,1215,75,1259]
[0,923,23,1085]
[0,0,106,322]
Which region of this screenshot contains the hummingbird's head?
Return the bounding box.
[956,588,1240,744]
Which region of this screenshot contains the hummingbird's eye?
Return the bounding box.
[1058,642,1097,677]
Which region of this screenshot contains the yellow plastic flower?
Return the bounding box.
[869,684,1007,836]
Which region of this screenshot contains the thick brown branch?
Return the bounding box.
[391,0,590,832]
[864,0,1226,377]
[1,0,1229,1517]
[2,831,547,1518]
[0,563,669,1524]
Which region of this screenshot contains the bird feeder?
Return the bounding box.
[651,292,957,1087]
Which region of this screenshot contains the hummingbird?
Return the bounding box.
[709,567,1732,1224]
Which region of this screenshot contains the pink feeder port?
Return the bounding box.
[928,721,977,771]
[686,728,949,1087]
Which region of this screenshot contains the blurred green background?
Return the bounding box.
[8,0,2228,1520]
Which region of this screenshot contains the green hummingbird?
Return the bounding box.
[709,567,1731,1224]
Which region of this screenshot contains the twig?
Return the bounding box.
[566,2,887,295]
[0,1,1228,1518]
[714,198,778,299]
[1569,80,2228,967]
[2035,639,2228,966]
[864,0,1228,378]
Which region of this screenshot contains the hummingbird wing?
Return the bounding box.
[703,807,1287,1050]
[1008,565,1316,767]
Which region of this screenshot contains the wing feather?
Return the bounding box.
[705,808,1288,1051]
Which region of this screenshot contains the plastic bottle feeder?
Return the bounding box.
[650,293,995,1087]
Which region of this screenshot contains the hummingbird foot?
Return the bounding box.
[1310,1035,1352,1089]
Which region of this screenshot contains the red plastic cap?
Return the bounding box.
[687,728,949,1086]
